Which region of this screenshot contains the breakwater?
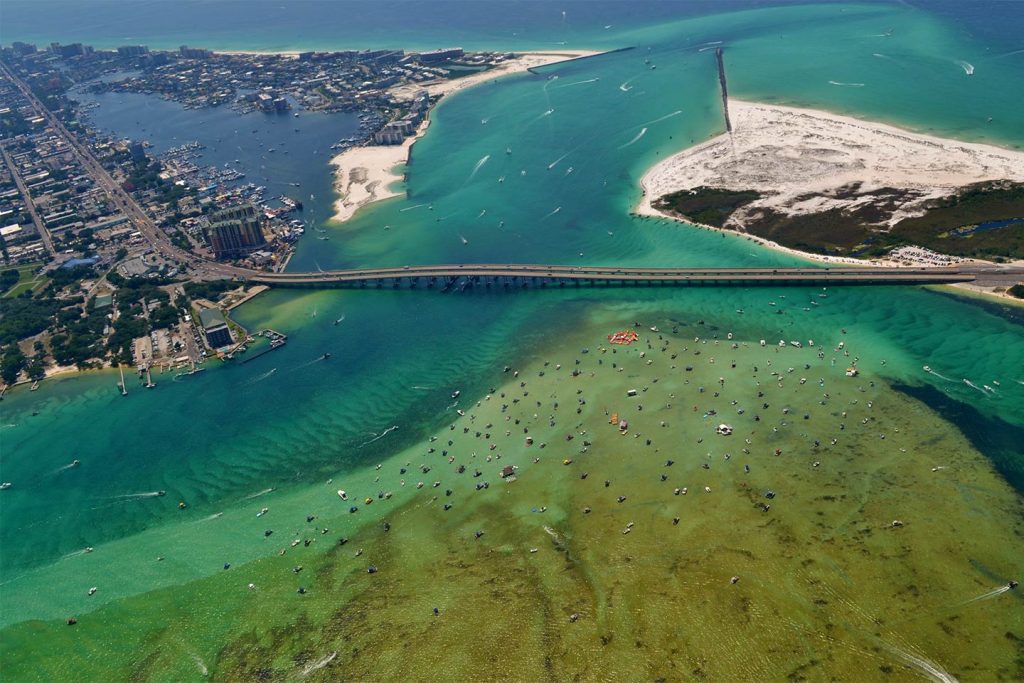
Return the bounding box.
[716,47,732,132]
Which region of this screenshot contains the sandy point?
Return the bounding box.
[328,50,597,224]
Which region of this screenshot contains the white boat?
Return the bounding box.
[0,482,11,490]
[88,587,98,596]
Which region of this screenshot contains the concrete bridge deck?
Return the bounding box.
[247,264,1017,289]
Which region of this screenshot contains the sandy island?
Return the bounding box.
[329,50,595,224]
[638,98,1024,273]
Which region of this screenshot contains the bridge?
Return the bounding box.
[247,264,1022,291]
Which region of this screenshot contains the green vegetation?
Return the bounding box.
[0,345,27,384]
[655,182,1024,260]
[1,263,48,298]
[884,182,1024,260]
[183,279,237,302]
[653,187,760,228]
[0,295,59,345]
[1,269,19,292]
[1009,284,1024,300]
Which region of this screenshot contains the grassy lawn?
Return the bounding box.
[2,262,49,298]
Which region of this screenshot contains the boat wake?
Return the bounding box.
[828,80,865,87]
[884,643,958,683]
[108,491,165,500]
[292,354,330,372]
[360,425,399,448]
[468,154,490,181]
[553,77,599,89]
[60,547,93,561]
[243,368,277,386]
[618,74,643,91]
[411,385,433,390]
[301,651,337,676]
[244,487,275,500]
[547,152,569,170]
[619,127,647,149]
[956,584,1011,607]
[399,203,427,212]
[962,379,988,396]
[955,60,974,75]
[541,206,562,220]
[638,109,683,127]
[923,367,955,382]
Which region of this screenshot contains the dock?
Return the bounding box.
[241,329,288,364]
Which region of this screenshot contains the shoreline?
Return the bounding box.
[636,98,1024,299]
[328,50,596,225]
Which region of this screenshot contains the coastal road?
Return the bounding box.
[0,142,54,255]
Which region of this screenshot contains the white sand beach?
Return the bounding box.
[330,50,595,224]
[638,99,1024,268]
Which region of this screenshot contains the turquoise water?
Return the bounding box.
[1,0,1023,640]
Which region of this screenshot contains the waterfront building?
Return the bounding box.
[418,48,464,64]
[198,308,232,349]
[206,204,266,259]
[129,141,146,162]
[373,119,415,145]
[178,45,213,60]
[117,45,149,58]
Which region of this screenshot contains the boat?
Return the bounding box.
[451,390,461,399]
[88,587,97,596]
[923,365,932,372]
[0,482,11,490]
[321,353,331,360]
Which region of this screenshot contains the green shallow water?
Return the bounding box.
[3,309,1023,680]
[2,1,1023,678]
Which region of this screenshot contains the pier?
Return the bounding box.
[244,264,1009,291]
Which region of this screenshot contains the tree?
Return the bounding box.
[1,345,27,384]
[1,269,20,292]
